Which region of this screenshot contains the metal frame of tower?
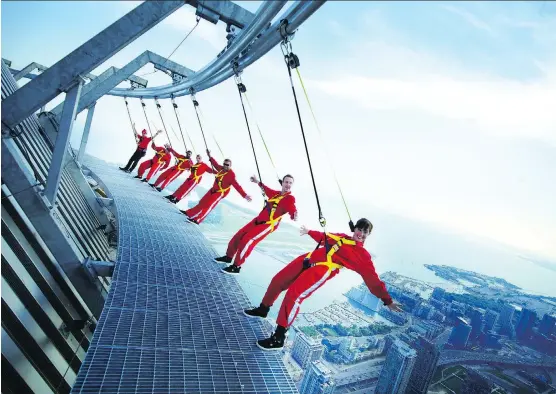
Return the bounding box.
[1,1,326,392]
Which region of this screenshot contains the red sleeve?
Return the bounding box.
[151,142,161,150]
[258,182,279,198]
[203,163,216,174]
[287,196,297,219]
[209,156,223,171]
[357,249,393,305]
[307,231,347,245]
[231,176,247,198]
[170,148,185,159]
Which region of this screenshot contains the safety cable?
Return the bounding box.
[123,97,138,141]
[280,19,355,232]
[279,26,328,245]
[233,72,266,201]
[139,16,201,77]
[294,68,353,224]
[155,98,173,148]
[242,91,281,182]
[190,90,217,172]
[140,98,154,137]
[171,96,192,153]
[196,104,225,159]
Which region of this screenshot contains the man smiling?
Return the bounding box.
[244,218,403,351]
[215,174,298,275]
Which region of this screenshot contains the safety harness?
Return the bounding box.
[188,163,203,183]
[155,149,167,165]
[261,192,289,231]
[213,170,231,196]
[303,233,356,272]
[176,157,191,171]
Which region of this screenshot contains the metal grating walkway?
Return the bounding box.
[71,159,298,393]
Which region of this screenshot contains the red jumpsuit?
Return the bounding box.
[153,148,192,190]
[137,143,171,181]
[262,230,393,328]
[184,157,247,224]
[226,182,296,267]
[171,161,214,201]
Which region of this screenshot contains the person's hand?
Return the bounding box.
[386,302,403,312]
[293,211,298,221]
[300,225,309,236]
[250,175,259,183]
[245,195,252,202]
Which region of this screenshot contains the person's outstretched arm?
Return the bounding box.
[231,176,252,201]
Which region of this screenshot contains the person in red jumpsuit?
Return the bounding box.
[150,148,193,191]
[243,218,403,351]
[119,124,161,172]
[164,153,214,204]
[181,149,252,224]
[215,174,298,275]
[134,142,172,182]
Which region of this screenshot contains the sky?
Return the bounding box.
[2,1,556,263]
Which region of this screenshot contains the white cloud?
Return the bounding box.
[439,4,498,37]
[309,72,556,145]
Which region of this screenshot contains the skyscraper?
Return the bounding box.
[376,339,417,394]
[469,308,485,341]
[431,287,446,301]
[539,314,556,336]
[291,331,325,369]
[448,317,472,349]
[515,308,537,341]
[498,303,515,337]
[483,310,499,332]
[299,360,336,394]
[408,337,440,394]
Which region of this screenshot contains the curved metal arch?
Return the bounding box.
[108,1,325,99]
[109,0,287,98]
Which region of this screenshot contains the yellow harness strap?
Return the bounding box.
[214,170,231,195]
[265,193,288,231]
[190,163,202,183]
[176,157,190,171]
[156,150,166,164]
[305,234,356,272]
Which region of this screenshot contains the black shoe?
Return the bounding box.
[148,183,156,188]
[133,175,141,179]
[164,195,173,200]
[141,178,148,183]
[221,264,241,275]
[257,326,287,351]
[214,255,232,264]
[244,304,269,319]
[171,197,179,204]
[185,216,199,225]
[119,167,128,172]
[155,187,163,192]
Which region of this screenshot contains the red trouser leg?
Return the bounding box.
[232,222,274,267]
[173,179,197,199]
[195,190,228,223]
[145,162,162,181]
[160,169,183,189]
[226,219,256,258]
[137,160,153,178]
[262,254,306,308]
[276,264,335,328]
[153,167,175,187]
[184,190,218,220]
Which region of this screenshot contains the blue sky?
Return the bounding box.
[2,1,556,262]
